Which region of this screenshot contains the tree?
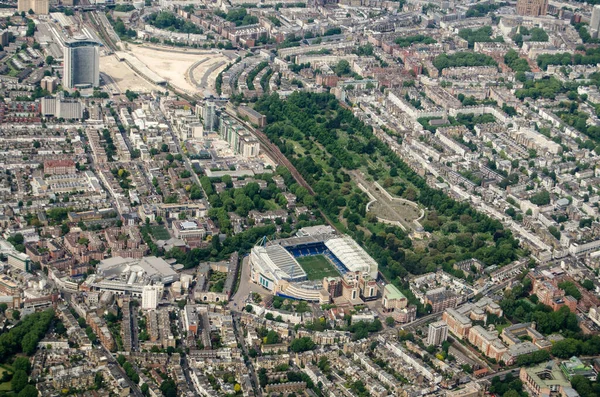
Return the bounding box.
[141,383,149,396]
[11,370,28,393]
[558,281,582,300]
[530,190,550,205]
[117,354,126,366]
[13,357,31,374]
[17,385,38,397]
[552,338,581,358]
[264,330,280,345]
[21,333,38,355]
[45,56,54,65]
[290,337,315,352]
[334,60,351,76]
[385,316,395,327]
[12,310,20,320]
[10,233,24,245]
[94,372,103,389]
[160,379,177,397]
[581,279,595,291]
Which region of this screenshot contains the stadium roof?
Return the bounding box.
[325,236,378,279]
[296,225,336,237]
[270,233,334,247]
[253,245,307,281]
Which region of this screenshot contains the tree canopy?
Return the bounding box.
[433,52,497,71]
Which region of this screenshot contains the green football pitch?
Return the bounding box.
[296,254,340,280]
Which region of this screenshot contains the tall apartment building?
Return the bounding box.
[0,30,9,47]
[63,38,100,90]
[516,0,547,16]
[18,0,49,14]
[591,5,600,38]
[202,101,217,132]
[142,284,163,310]
[427,321,449,346]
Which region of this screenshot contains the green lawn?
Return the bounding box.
[150,225,170,240]
[0,366,12,391]
[297,255,340,280]
[495,322,512,333]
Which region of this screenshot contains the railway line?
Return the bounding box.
[222,110,315,196]
[86,11,118,52]
[252,128,315,196]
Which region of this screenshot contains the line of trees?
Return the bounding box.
[0,309,55,360]
[433,52,497,71]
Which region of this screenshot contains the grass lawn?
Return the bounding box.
[0,366,12,391]
[150,225,170,240]
[297,254,340,280]
[495,322,512,333]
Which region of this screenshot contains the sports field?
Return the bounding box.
[296,255,340,280]
[150,225,170,240]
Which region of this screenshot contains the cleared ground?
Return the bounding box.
[192,59,229,93]
[99,54,161,93]
[297,255,340,280]
[128,45,230,94]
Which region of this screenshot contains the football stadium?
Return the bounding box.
[249,227,379,303]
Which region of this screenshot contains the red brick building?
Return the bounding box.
[44,159,76,175]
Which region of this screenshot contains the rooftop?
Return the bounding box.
[384,284,406,301]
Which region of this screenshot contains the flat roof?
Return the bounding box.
[384,284,406,300]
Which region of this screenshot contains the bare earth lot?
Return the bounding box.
[128,45,230,94]
[99,54,161,93]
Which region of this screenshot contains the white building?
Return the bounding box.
[592,5,600,38]
[63,37,100,90]
[427,321,449,346]
[142,284,163,310]
[41,96,84,119]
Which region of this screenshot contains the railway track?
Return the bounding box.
[249,125,315,196]
[224,111,346,236]
[87,11,118,52]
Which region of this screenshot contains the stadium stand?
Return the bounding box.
[249,231,379,302]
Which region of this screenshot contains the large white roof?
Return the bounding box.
[325,236,378,278]
[252,245,306,282]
